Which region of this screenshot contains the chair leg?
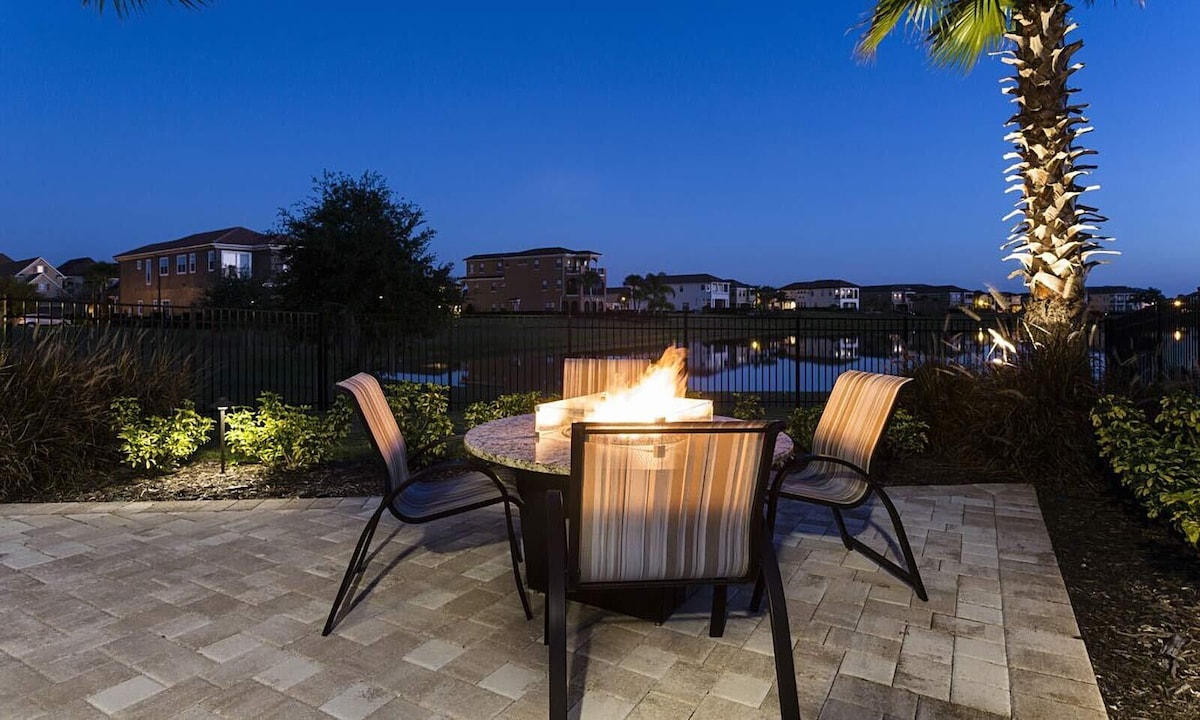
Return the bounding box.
[761,533,800,720]
[709,584,727,638]
[749,495,781,613]
[763,528,801,720]
[546,490,569,719]
[323,496,393,636]
[501,498,533,620]
[870,488,928,601]
[832,508,853,549]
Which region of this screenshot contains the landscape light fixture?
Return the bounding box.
[216,397,230,474]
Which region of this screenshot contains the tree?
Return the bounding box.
[856,1,1142,330]
[580,269,605,312]
[754,285,787,311]
[640,272,676,312]
[74,261,118,302]
[201,274,273,309]
[622,274,647,312]
[275,171,457,335]
[0,276,38,302]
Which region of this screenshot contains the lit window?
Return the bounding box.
[221,251,252,278]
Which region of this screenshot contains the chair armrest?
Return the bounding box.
[408,456,523,507]
[769,452,876,498]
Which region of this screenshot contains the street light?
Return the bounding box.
[216,397,230,473]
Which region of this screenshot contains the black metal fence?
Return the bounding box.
[3,295,1150,412]
[1104,298,1200,386]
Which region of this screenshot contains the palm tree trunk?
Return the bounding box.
[1001,0,1112,330]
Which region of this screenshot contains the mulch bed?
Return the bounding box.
[19,454,1200,719]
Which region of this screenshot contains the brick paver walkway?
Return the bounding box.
[0,484,1106,719]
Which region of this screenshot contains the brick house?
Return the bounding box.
[114,227,281,310]
[461,247,606,313]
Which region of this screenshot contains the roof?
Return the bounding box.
[58,257,98,276]
[1086,285,1145,295]
[781,279,859,290]
[0,253,11,265]
[0,257,34,276]
[859,283,972,294]
[114,227,270,259]
[656,273,728,285]
[464,247,601,261]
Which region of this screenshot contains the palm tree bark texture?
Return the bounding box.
[857,0,1141,330]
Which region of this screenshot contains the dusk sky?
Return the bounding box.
[2,2,1196,294]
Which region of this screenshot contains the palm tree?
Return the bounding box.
[82,0,206,16]
[856,1,1141,330]
[623,274,647,312]
[580,269,605,312]
[641,272,676,313]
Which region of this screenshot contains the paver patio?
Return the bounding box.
[0,484,1106,719]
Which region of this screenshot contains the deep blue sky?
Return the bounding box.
[2,2,1196,294]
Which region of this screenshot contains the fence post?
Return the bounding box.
[446,318,455,410]
[566,312,573,356]
[1155,302,1164,383]
[682,311,689,348]
[793,311,802,408]
[0,295,6,349]
[317,310,330,411]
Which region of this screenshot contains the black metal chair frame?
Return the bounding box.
[545,421,800,719]
[323,386,532,636]
[750,410,928,611]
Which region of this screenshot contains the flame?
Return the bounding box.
[586,346,688,423]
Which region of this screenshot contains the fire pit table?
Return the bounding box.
[464,413,794,622]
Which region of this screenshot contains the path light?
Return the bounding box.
[216,397,230,474]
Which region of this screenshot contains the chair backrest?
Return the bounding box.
[336,373,409,496]
[563,357,652,398]
[569,420,783,585]
[811,370,911,475]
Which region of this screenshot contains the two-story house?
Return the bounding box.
[114,227,281,310]
[861,284,975,315]
[727,280,755,310]
[0,255,67,297]
[781,279,860,310]
[657,274,731,311]
[1085,285,1149,315]
[461,247,605,313]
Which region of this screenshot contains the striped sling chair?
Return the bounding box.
[545,420,799,719]
[322,373,532,636]
[562,357,651,398]
[752,370,928,609]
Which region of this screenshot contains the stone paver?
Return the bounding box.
[0,484,1108,718]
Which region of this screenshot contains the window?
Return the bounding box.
[555,258,562,268]
[207,250,215,272]
[137,300,143,316]
[555,279,562,289]
[533,259,540,268]
[188,253,197,274]
[496,260,504,270]
[35,264,44,274]
[136,260,142,270]
[541,280,548,290]
[159,257,168,276]
[221,251,251,278]
[145,260,152,286]
[176,255,187,274]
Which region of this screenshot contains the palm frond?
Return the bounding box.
[854,0,942,61]
[927,0,1010,70]
[81,0,208,18]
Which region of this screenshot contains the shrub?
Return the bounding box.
[224,392,352,471]
[463,391,556,430]
[110,398,213,473]
[786,404,929,459]
[1092,392,1200,547]
[731,393,766,421]
[0,328,192,500]
[380,382,454,463]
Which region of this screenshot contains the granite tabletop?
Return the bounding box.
[463,414,794,476]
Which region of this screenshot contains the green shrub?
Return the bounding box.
[0,328,192,500]
[110,398,213,473]
[731,393,766,421]
[380,382,454,463]
[785,404,929,460]
[224,392,352,471]
[1092,392,1200,547]
[463,391,556,430]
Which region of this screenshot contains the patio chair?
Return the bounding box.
[751,370,927,610]
[562,357,651,398]
[545,420,799,719]
[323,373,532,636]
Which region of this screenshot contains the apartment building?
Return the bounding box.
[114,227,281,309]
[461,247,605,313]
